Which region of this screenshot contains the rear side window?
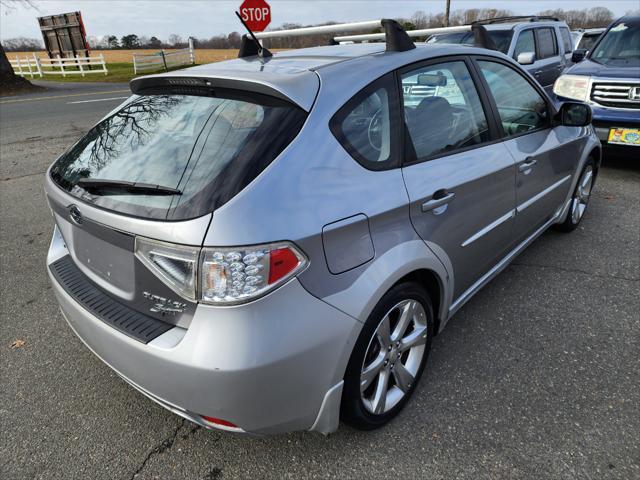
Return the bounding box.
[427,32,474,45]
[560,27,573,52]
[514,30,536,59]
[536,28,558,59]
[478,60,549,137]
[330,73,401,170]
[428,31,513,54]
[401,61,491,161]
[51,91,307,220]
[486,30,514,54]
[580,33,601,51]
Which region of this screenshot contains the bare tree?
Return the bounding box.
[0,0,40,93]
[3,37,43,51]
[64,95,181,174]
[168,34,184,47]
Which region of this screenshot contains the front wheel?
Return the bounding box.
[341,282,434,430]
[555,159,595,232]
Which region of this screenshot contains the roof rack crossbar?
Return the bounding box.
[253,20,382,39]
[472,15,560,25]
[335,25,471,42]
[335,23,498,51]
[253,19,416,52]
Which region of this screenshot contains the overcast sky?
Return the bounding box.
[1,0,638,41]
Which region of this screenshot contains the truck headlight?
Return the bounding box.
[553,75,591,102]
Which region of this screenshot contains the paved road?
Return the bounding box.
[1,84,639,480]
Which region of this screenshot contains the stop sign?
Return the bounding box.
[239,0,271,32]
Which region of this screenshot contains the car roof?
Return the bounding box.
[429,20,567,38]
[131,43,503,111]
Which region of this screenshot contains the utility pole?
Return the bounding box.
[444,0,451,27]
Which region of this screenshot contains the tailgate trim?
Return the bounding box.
[50,255,173,344]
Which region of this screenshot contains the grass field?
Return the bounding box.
[30,63,200,83]
[9,49,285,83]
[10,49,244,64]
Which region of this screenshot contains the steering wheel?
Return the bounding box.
[368,109,383,152]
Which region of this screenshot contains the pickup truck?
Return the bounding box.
[427,16,574,92]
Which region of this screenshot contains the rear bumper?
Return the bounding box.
[48,227,361,435]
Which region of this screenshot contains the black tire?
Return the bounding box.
[555,158,596,233]
[341,282,434,430]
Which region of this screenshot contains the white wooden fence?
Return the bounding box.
[133,39,195,74]
[10,53,108,78]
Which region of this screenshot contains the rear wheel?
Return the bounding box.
[341,282,434,430]
[556,160,595,232]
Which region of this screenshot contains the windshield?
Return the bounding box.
[580,33,602,51]
[51,91,307,220]
[427,30,513,54]
[590,20,640,65]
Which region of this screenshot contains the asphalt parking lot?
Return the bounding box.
[1,83,639,480]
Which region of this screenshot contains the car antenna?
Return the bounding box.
[235,11,273,59]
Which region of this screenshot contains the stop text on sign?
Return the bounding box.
[241,7,269,22]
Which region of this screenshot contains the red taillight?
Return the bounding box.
[268,247,300,284]
[201,416,238,428]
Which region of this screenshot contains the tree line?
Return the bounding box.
[1,7,624,52]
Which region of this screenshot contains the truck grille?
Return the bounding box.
[591,81,640,109]
[403,85,437,99]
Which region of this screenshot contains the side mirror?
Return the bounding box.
[571,49,588,63]
[516,52,535,65]
[558,102,592,127]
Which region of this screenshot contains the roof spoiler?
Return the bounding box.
[240,19,416,56]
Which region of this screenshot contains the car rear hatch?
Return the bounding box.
[46,69,315,336]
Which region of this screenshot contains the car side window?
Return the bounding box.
[536,28,558,59]
[330,73,399,169]
[400,61,490,161]
[514,30,536,59]
[560,27,573,52]
[477,60,549,137]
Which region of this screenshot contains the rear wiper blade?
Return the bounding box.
[76,179,182,196]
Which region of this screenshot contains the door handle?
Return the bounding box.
[518,158,538,173]
[534,70,543,76]
[421,190,455,212]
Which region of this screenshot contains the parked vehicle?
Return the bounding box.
[571,28,606,51]
[46,20,600,436]
[427,16,575,92]
[555,15,640,151]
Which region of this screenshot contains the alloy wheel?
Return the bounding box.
[571,165,594,224]
[360,299,428,415]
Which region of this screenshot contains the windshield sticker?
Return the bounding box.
[610,23,628,32]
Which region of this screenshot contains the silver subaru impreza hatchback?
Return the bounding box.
[45,24,600,435]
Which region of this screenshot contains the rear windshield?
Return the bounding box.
[427,30,513,54]
[51,90,307,220]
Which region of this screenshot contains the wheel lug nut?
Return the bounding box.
[388,345,392,351]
